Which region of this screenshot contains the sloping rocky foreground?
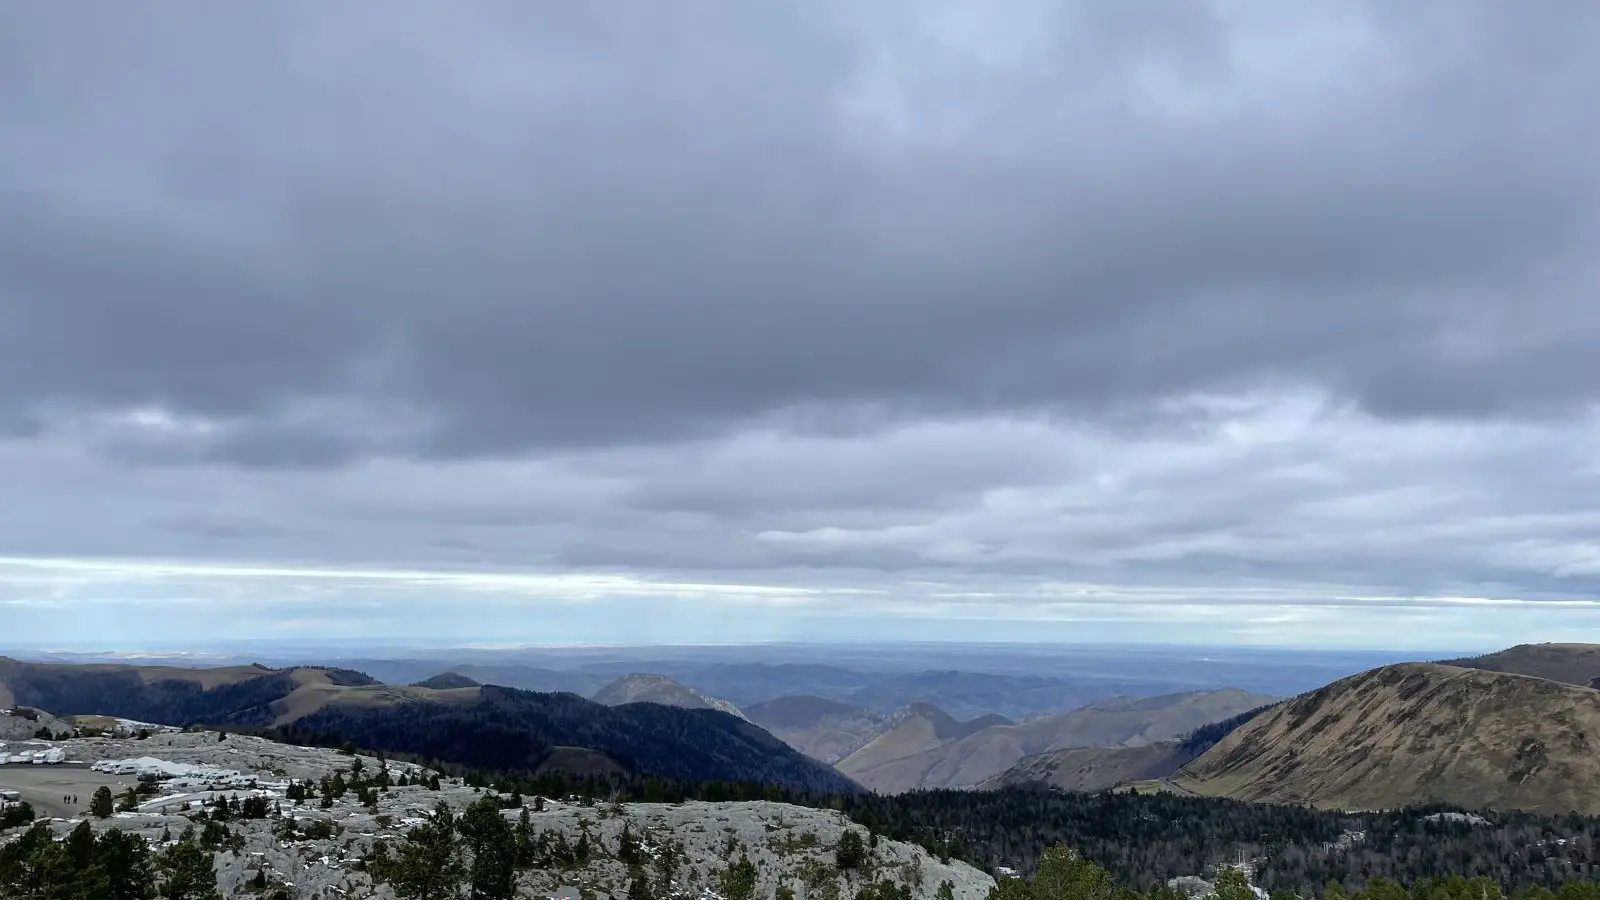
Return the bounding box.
[4,731,994,900]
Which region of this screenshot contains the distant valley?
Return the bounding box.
[832,689,1275,793]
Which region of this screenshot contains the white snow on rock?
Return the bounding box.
[92,757,244,780]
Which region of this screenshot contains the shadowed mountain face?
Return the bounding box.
[0,657,857,794]
[981,742,1199,793]
[742,695,888,764]
[411,672,480,690]
[843,671,1105,721]
[981,703,1277,792]
[1438,644,1600,690]
[744,695,868,730]
[834,689,1272,793]
[331,660,608,696]
[1174,662,1600,814]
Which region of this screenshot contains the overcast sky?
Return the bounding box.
[3,2,1599,650]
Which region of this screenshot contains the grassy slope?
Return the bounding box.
[1174,662,1600,814]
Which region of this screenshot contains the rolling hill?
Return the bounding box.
[843,670,1106,720]
[0,656,857,794]
[833,702,1011,791]
[838,689,1274,793]
[409,672,481,690]
[743,695,888,763]
[981,742,1196,792]
[1172,662,1600,814]
[591,673,748,721]
[981,703,1276,792]
[1439,643,1600,689]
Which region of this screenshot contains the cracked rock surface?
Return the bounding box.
[4,732,995,900]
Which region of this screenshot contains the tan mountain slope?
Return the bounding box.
[835,702,997,790]
[592,673,748,721]
[980,742,1197,792]
[1439,643,1600,690]
[266,671,480,725]
[839,689,1272,794]
[1173,662,1600,814]
[743,695,887,763]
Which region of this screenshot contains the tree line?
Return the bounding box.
[0,819,224,900]
[988,841,1600,900]
[408,769,1600,897]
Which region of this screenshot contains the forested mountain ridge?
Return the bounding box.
[273,684,858,792]
[0,657,859,794]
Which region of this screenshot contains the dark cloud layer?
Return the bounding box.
[3,3,1600,646]
[5,2,1599,464]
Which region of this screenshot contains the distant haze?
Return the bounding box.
[3,4,1600,647]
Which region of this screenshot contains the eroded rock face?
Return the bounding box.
[5,732,994,900]
[0,707,73,741]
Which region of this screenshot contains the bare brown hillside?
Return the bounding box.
[591,673,748,721]
[1439,644,1600,690]
[838,689,1271,793]
[1173,662,1600,814]
[744,695,887,763]
[979,741,1197,792]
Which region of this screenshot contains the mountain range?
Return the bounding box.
[332,656,1304,720]
[832,688,1275,793]
[12,641,1600,814]
[979,704,1274,792]
[0,656,855,794]
[743,694,892,763]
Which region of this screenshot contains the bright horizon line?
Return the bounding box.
[1,638,1484,655]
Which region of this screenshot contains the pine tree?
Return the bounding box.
[717,853,759,900]
[462,796,518,900]
[158,837,220,900]
[1032,844,1118,900]
[1214,868,1256,900]
[618,822,641,865]
[98,828,158,900]
[66,820,97,869]
[836,830,866,871]
[91,786,115,819]
[990,876,1036,900]
[390,800,464,900]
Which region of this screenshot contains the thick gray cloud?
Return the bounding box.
[3,2,1600,646]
